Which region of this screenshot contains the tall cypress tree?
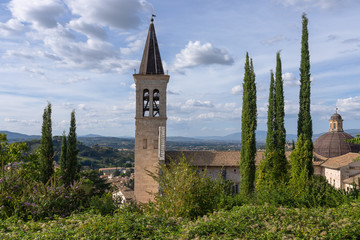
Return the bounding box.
[67,110,79,184]
[59,131,68,184]
[297,13,312,144]
[291,13,314,184]
[257,70,275,188]
[39,103,54,184]
[240,53,257,195]
[274,52,287,179]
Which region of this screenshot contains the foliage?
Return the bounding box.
[297,13,313,151]
[0,168,113,220]
[79,170,111,197]
[89,193,119,215]
[1,201,360,239]
[240,53,257,195]
[0,133,115,221]
[274,52,287,178]
[59,132,67,184]
[256,175,346,208]
[257,57,287,189]
[148,154,232,219]
[38,103,54,184]
[289,134,314,192]
[66,110,80,185]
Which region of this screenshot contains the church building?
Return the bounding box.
[313,110,360,189]
[133,18,360,202]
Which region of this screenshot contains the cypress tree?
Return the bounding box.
[59,131,68,184]
[67,110,79,184]
[274,51,287,179]
[295,13,314,181]
[240,53,257,195]
[289,134,313,190]
[297,13,313,144]
[39,103,54,184]
[257,70,275,188]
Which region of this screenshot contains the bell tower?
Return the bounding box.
[133,17,169,202]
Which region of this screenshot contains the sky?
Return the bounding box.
[0,0,360,137]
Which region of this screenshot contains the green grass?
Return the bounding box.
[1,202,360,239]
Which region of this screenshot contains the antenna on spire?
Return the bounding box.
[151,14,157,22]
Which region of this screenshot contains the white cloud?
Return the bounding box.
[282,72,298,87]
[0,19,26,36]
[173,41,234,70]
[67,19,107,40]
[261,35,286,45]
[182,99,214,110]
[65,0,152,30]
[231,85,242,95]
[1,0,149,73]
[120,39,143,55]
[57,76,90,84]
[9,0,65,29]
[336,96,360,118]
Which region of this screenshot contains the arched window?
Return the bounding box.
[153,89,160,117]
[143,89,150,117]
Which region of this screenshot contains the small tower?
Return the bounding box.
[329,108,343,132]
[133,17,169,202]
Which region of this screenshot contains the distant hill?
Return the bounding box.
[194,131,297,142]
[2,129,360,150]
[0,130,40,142]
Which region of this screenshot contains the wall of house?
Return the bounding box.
[196,166,240,183]
[323,168,341,189]
[313,165,322,175]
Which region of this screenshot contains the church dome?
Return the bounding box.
[314,109,360,158]
[313,132,360,158]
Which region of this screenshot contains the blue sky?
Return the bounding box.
[0,0,360,137]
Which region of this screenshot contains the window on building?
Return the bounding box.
[233,184,239,194]
[221,169,226,180]
[143,89,150,117]
[153,89,160,117]
[143,139,147,149]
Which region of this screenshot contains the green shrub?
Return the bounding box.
[148,154,232,219]
[255,175,346,208]
[90,193,119,215]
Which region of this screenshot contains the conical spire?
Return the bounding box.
[139,17,164,75]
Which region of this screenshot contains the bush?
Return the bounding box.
[148,154,232,219]
[90,193,119,215]
[255,175,346,208]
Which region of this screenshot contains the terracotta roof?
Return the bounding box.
[165,151,267,167]
[343,173,360,185]
[313,132,360,158]
[139,18,164,75]
[320,152,360,169]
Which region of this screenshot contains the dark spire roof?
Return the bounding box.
[139,17,164,75]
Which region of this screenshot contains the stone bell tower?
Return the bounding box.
[133,17,169,202]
